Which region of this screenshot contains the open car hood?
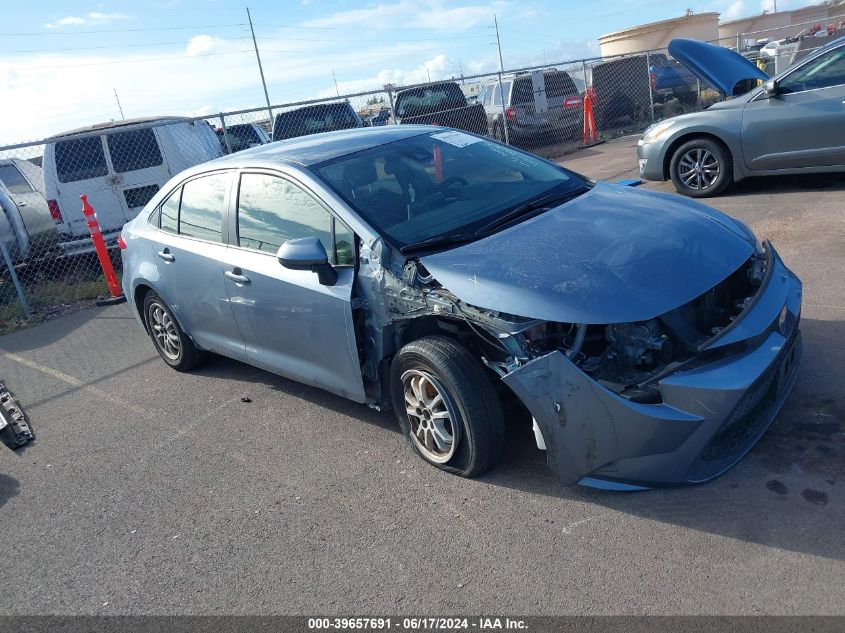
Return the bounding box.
[668,38,769,95]
[420,182,755,325]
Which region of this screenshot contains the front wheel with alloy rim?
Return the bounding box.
[143,291,204,371]
[669,138,732,198]
[390,336,505,477]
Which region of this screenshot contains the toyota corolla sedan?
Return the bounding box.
[121,125,802,490]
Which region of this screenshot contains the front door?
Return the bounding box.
[149,171,245,360]
[741,45,845,171]
[103,126,172,222]
[221,171,365,402]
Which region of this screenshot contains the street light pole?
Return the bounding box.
[246,7,274,129]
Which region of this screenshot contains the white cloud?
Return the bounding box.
[186,35,219,57]
[44,12,131,29]
[721,1,748,21]
[304,0,509,31]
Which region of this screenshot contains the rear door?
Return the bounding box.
[104,126,171,222]
[52,135,125,236]
[148,171,245,360]
[220,170,365,402]
[741,45,845,170]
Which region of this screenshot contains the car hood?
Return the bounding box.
[668,38,768,95]
[420,182,755,324]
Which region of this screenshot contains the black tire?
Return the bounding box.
[492,121,506,143]
[142,291,204,371]
[670,137,732,198]
[389,336,505,478]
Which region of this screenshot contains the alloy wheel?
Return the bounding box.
[401,369,460,463]
[149,302,181,361]
[678,147,720,191]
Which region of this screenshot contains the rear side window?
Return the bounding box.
[55,136,108,183]
[178,173,228,242]
[492,81,511,106]
[106,128,163,173]
[0,165,33,194]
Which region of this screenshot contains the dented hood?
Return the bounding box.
[420,182,754,324]
[668,38,768,95]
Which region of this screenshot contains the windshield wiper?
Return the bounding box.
[474,184,591,237]
[399,233,476,255]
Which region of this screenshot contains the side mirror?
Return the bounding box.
[277,237,338,286]
[763,79,779,98]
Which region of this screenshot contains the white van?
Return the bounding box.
[42,117,222,255]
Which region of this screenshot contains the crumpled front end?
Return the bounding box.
[501,242,802,488]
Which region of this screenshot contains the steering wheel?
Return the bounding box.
[439,176,469,191]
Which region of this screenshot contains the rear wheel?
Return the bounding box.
[143,292,204,371]
[670,138,732,198]
[390,336,505,477]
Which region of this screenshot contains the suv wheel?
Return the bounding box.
[390,336,505,477]
[670,138,732,198]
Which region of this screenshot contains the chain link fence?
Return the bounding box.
[1,24,837,332]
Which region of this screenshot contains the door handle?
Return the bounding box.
[224,269,251,284]
[157,250,175,262]
[17,202,27,207]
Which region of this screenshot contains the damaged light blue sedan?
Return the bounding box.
[121,126,802,489]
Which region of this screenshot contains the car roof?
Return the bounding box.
[209,125,435,168]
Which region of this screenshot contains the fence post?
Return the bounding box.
[0,239,30,318]
[218,113,232,153]
[496,71,511,145]
[646,50,655,124]
[384,84,397,125]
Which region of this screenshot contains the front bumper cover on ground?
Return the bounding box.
[502,244,802,488]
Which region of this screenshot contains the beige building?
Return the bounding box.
[599,1,845,57]
[599,13,719,56]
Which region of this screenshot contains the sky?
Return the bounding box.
[0,0,807,144]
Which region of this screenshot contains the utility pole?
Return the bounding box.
[113,88,125,120]
[246,7,273,129]
[458,58,464,84]
[426,65,431,83]
[332,69,340,97]
[491,13,510,144]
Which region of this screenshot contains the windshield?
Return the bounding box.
[312,130,586,250]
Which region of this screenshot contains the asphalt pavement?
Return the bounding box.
[1,137,843,615]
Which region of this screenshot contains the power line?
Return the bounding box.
[10,50,253,71]
[1,37,252,55]
[0,23,246,36]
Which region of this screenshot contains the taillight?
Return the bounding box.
[504,107,516,120]
[47,199,63,222]
[117,234,127,250]
[649,71,656,91]
[563,96,582,109]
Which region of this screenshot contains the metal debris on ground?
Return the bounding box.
[0,382,34,450]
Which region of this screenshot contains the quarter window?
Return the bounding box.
[237,173,353,265]
[779,47,845,93]
[178,173,227,242]
[159,189,180,234]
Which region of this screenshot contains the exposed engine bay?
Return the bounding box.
[355,237,770,409]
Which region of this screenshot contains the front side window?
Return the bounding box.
[780,46,845,93]
[106,128,163,173]
[178,173,228,242]
[237,173,353,265]
[314,130,585,251]
[55,136,109,183]
[0,165,33,194]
